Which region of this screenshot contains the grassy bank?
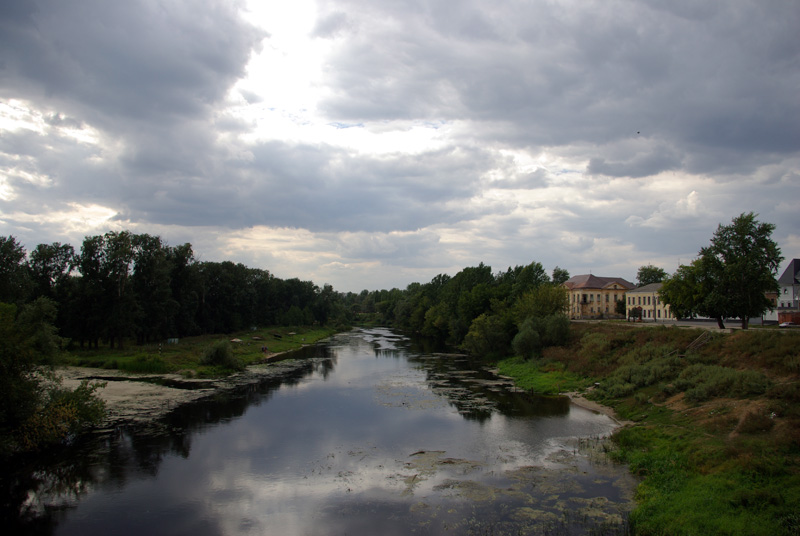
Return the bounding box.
[497,323,800,535]
[60,326,338,376]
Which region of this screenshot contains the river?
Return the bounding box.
[3,328,635,535]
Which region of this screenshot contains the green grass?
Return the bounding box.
[497,323,800,535]
[60,326,338,376]
[496,356,590,394]
[611,419,800,536]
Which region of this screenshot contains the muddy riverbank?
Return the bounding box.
[57,353,305,428]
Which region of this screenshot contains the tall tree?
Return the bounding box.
[511,261,549,298]
[71,235,107,348]
[636,264,668,286]
[660,260,707,322]
[166,243,201,337]
[28,242,75,299]
[131,234,177,343]
[551,266,570,286]
[0,236,30,304]
[514,284,570,323]
[102,231,137,349]
[660,213,782,329]
[701,212,782,329]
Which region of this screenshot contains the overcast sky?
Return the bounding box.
[1,0,798,292]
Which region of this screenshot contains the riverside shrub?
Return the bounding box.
[200,340,243,371]
[676,364,770,403]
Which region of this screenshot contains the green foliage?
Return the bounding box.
[200,340,244,371]
[0,303,41,443]
[551,266,570,286]
[636,264,668,286]
[118,355,172,374]
[510,261,550,298]
[511,317,540,359]
[498,323,800,535]
[612,424,797,536]
[16,379,106,451]
[660,213,782,329]
[16,297,63,363]
[600,353,685,399]
[675,364,771,403]
[461,313,512,359]
[497,357,588,394]
[514,284,569,322]
[538,313,570,347]
[0,300,106,454]
[0,235,30,304]
[510,314,570,360]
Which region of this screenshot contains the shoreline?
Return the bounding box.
[58,352,300,428]
[565,391,633,427]
[60,361,632,432]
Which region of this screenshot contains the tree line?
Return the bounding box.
[0,212,782,353]
[0,231,347,350]
[1,229,578,359]
[339,262,574,359]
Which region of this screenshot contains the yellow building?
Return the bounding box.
[564,274,635,319]
[625,282,674,321]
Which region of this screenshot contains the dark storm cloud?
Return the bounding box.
[315,0,800,173]
[0,0,264,226]
[587,148,682,178]
[213,141,502,233]
[0,0,263,128]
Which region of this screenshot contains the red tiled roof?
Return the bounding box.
[563,274,636,290]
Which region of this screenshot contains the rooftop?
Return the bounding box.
[563,274,636,290]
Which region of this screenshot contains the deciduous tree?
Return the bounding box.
[701,212,782,329]
[0,236,30,304]
[551,266,570,286]
[636,264,668,286]
[660,213,782,329]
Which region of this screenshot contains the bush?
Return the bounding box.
[200,340,243,371]
[512,314,570,360]
[540,314,570,347]
[677,364,771,403]
[16,379,107,450]
[1,300,108,454]
[598,354,685,400]
[119,355,171,374]
[512,318,541,359]
[736,410,775,434]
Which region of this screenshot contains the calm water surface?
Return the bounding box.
[5,328,635,535]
